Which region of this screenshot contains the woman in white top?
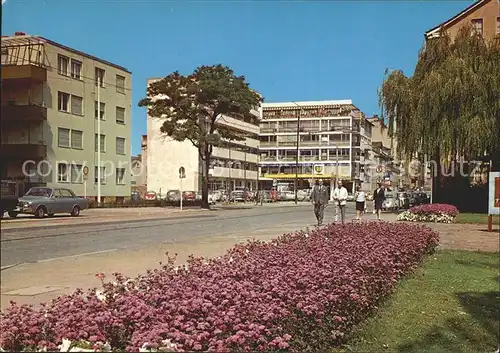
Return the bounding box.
[354,185,366,220]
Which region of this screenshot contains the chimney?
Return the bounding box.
[14,32,26,36]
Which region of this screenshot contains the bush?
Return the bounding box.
[397,203,459,223]
[0,222,439,352]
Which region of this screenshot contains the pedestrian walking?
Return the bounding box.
[354,185,366,220]
[373,182,386,220]
[332,180,348,224]
[311,179,329,226]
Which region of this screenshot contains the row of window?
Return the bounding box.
[471,17,500,36]
[57,55,126,93]
[57,163,126,185]
[57,128,126,154]
[57,91,126,124]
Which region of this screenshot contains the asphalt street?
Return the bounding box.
[1,204,356,267]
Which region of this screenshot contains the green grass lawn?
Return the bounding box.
[336,250,500,353]
[456,213,500,225]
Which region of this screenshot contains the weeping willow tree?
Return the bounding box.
[379,25,500,206]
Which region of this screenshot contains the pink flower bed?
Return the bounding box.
[0,222,439,352]
[409,203,459,217]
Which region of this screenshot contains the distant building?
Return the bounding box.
[1,32,132,201]
[146,79,260,196]
[259,100,373,194]
[131,135,147,196]
[425,0,499,42]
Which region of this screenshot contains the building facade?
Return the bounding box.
[1,33,132,201]
[146,78,260,196]
[425,0,499,42]
[259,100,373,193]
[131,135,147,196]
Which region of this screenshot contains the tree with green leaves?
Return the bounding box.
[379,25,500,205]
[139,64,263,209]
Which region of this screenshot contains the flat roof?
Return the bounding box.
[262,100,353,108]
[1,34,131,74]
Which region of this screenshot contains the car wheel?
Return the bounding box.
[35,206,46,218]
[71,206,81,217]
[8,211,18,218]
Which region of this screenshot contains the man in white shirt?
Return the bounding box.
[332,180,348,224]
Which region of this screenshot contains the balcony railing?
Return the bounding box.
[1,104,47,121]
[1,64,47,82]
[0,143,47,160]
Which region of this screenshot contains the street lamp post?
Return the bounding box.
[293,103,301,205]
[244,142,247,190]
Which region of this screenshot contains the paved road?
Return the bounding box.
[1,204,356,267]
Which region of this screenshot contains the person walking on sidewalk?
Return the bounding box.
[333,180,348,224]
[373,182,386,220]
[354,185,366,220]
[311,179,329,226]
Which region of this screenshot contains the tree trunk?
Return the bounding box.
[432,147,442,203]
[200,149,211,209]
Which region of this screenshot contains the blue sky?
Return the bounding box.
[2,0,470,155]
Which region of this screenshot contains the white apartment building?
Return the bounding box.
[259,100,373,193]
[146,78,260,195]
[1,32,132,201]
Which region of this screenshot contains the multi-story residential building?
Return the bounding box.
[259,100,373,194]
[146,78,260,195]
[0,32,132,201]
[131,135,147,196]
[425,0,499,42]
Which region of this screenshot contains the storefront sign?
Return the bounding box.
[489,172,500,215]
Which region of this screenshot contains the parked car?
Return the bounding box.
[166,190,181,202]
[182,191,197,201]
[131,191,142,201]
[14,187,88,218]
[1,180,21,218]
[409,191,430,207]
[144,191,157,200]
[230,190,246,202]
[278,191,296,201]
[366,192,374,201]
[397,191,411,209]
[382,191,400,211]
[346,193,355,202]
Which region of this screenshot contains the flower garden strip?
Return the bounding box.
[397,204,459,224]
[0,222,439,352]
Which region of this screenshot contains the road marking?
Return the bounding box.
[37,249,119,263]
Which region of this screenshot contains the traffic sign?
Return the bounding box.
[83,166,89,175]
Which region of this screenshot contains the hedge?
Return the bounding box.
[0,222,439,352]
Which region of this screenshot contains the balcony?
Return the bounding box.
[1,104,47,121]
[1,65,47,83]
[212,147,258,163]
[260,142,277,148]
[210,167,258,179]
[0,143,47,160]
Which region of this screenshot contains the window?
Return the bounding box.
[71,60,82,79]
[94,101,105,120]
[116,137,125,155]
[58,128,70,148]
[58,92,70,112]
[71,130,83,149]
[116,106,125,124]
[71,95,83,115]
[116,75,125,94]
[471,18,483,36]
[57,163,70,183]
[497,17,500,35]
[94,134,106,152]
[94,166,106,184]
[58,55,69,76]
[59,189,75,197]
[71,164,83,184]
[95,67,105,87]
[116,168,125,185]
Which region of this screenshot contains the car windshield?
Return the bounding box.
[26,187,52,197]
